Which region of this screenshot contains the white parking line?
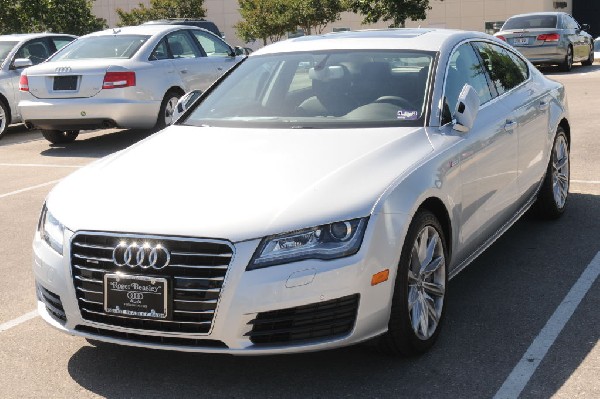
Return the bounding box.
[0,310,38,333]
[0,179,62,199]
[571,179,600,185]
[0,163,81,168]
[493,252,600,399]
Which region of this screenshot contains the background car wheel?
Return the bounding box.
[378,210,448,356]
[155,90,183,130]
[533,127,570,219]
[559,46,573,72]
[41,129,79,144]
[0,100,9,140]
[582,44,594,66]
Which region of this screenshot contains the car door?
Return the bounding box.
[472,42,549,205]
[164,30,205,91]
[563,14,587,60]
[441,42,519,261]
[189,29,240,89]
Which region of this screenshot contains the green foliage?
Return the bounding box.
[235,0,296,45]
[0,0,106,36]
[117,0,207,27]
[347,0,433,27]
[290,0,348,35]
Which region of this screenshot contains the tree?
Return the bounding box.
[235,0,296,46]
[290,0,348,35]
[0,0,106,36]
[347,0,434,28]
[117,0,207,27]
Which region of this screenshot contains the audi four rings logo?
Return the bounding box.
[112,242,171,269]
[127,292,144,300]
[55,66,72,73]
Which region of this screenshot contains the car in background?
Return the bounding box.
[33,29,570,356]
[19,25,244,144]
[495,12,594,71]
[143,18,222,38]
[594,38,600,62]
[0,33,76,139]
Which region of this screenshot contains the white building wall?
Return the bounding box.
[92,0,573,48]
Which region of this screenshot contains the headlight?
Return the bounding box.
[38,204,64,255]
[248,218,368,270]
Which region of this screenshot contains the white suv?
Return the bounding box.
[19,25,243,144]
[0,33,75,139]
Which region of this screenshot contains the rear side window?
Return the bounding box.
[166,31,202,59]
[51,37,75,51]
[473,42,528,96]
[502,15,557,30]
[52,35,149,60]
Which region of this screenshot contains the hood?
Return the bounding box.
[48,125,433,242]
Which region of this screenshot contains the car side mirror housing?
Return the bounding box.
[172,89,203,123]
[581,23,590,32]
[452,84,480,133]
[12,58,33,69]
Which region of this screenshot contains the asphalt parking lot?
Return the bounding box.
[1,65,599,398]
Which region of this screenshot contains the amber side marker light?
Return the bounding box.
[371,269,389,286]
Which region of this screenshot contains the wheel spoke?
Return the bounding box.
[418,295,429,335]
[423,280,445,297]
[408,287,418,311]
[421,231,438,270]
[422,255,443,276]
[411,297,422,332]
[424,294,440,325]
[554,155,568,171]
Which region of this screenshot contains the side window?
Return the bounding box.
[473,42,528,96]
[15,39,52,65]
[150,38,170,61]
[190,30,231,56]
[166,31,201,59]
[442,42,493,123]
[51,37,75,51]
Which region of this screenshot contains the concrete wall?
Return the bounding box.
[92,0,573,48]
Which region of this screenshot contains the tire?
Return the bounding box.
[559,46,573,72]
[0,100,9,140]
[155,90,183,130]
[41,129,79,144]
[378,210,448,356]
[582,44,594,66]
[533,127,570,219]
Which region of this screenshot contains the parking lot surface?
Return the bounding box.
[1,65,599,398]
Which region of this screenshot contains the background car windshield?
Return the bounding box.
[0,41,17,63]
[502,15,557,30]
[52,35,149,60]
[184,50,433,128]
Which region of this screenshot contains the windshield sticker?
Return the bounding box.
[397,110,419,120]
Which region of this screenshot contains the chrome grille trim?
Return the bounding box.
[70,231,234,335]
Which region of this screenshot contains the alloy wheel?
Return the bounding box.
[552,134,569,209]
[407,225,446,340]
[163,96,179,126]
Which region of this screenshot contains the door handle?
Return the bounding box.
[180,69,188,74]
[538,100,550,110]
[504,120,517,132]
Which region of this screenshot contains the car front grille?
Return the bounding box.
[70,232,233,334]
[246,294,359,345]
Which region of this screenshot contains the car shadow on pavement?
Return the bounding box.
[39,129,156,159]
[539,64,600,75]
[66,192,600,398]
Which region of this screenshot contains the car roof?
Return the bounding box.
[506,12,566,18]
[0,33,76,42]
[83,24,206,38]
[253,29,492,55]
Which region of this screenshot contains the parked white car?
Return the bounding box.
[0,33,75,139]
[33,29,570,355]
[19,25,243,144]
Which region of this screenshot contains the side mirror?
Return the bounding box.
[581,23,590,32]
[172,90,203,123]
[234,46,245,56]
[12,58,33,69]
[452,84,479,133]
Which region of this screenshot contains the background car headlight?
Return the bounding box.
[248,218,368,270]
[38,204,64,255]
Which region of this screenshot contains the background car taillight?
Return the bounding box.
[496,35,506,42]
[537,33,560,42]
[102,71,136,89]
[19,75,29,91]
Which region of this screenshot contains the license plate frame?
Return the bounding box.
[513,37,529,46]
[53,75,78,91]
[104,273,168,319]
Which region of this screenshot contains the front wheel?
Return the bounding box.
[41,129,79,144]
[0,100,9,140]
[378,210,448,356]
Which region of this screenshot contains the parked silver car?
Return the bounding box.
[18,25,243,144]
[495,12,594,71]
[33,29,570,355]
[0,33,75,139]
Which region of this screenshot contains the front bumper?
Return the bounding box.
[33,212,408,354]
[19,94,161,131]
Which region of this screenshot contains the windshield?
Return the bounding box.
[183,50,434,129]
[502,15,557,30]
[51,35,150,60]
[0,41,17,63]
[595,41,600,51]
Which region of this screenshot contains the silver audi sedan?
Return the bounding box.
[18,24,243,144]
[33,29,570,356]
[494,12,594,72]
